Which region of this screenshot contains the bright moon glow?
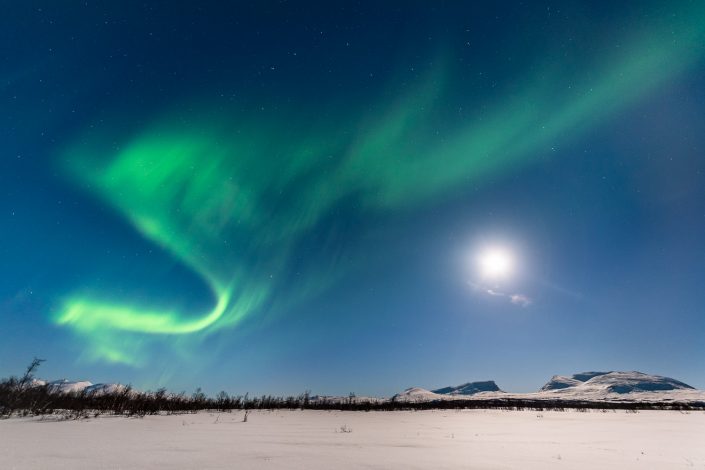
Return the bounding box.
[478,247,514,280]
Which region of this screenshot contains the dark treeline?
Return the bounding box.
[2,360,703,419]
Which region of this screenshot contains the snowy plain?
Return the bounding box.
[1,409,704,469]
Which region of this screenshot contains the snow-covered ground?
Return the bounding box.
[1,409,703,469]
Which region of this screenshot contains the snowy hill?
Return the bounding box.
[43,379,125,395]
[392,387,447,403]
[46,380,93,394]
[433,381,502,396]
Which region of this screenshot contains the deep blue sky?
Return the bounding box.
[1,1,704,395]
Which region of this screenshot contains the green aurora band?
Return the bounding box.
[57,6,705,366]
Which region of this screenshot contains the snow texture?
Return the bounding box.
[1,409,703,469]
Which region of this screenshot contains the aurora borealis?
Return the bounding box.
[3,2,705,394]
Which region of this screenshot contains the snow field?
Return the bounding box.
[1,409,704,469]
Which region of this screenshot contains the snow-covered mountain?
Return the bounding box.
[540,371,695,396]
[392,387,446,403]
[42,379,125,395]
[395,371,703,403]
[432,381,502,396]
[46,380,93,394]
[541,372,608,391]
[393,381,504,402]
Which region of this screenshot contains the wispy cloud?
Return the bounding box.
[510,294,532,307]
[468,282,532,307]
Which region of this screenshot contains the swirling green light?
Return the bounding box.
[57,4,705,366]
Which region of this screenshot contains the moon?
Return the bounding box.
[477,247,514,280]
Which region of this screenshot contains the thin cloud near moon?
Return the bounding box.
[467,281,532,307]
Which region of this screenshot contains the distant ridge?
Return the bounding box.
[33,371,701,405]
[432,381,501,396]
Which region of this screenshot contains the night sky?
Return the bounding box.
[2,1,705,396]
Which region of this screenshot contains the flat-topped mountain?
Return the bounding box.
[432,381,501,396]
[541,371,695,395]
